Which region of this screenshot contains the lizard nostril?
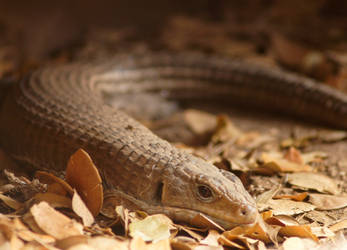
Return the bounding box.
[240,207,248,216]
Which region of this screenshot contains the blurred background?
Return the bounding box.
[0,0,346,88]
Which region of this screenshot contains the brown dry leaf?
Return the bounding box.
[32,192,71,209]
[211,115,242,143]
[287,173,339,195]
[175,225,204,242]
[265,215,299,227]
[184,109,217,135]
[190,213,225,231]
[130,236,171,250]
[129,214,174,243]
[256,184,282,209]
[170,236,198,249]
[310,226,335,238]
[309,193,347,210]
[261,152,312,173]
[0,193,23,210]
[265,199,315,216]
[198,230,222,249]
[87,236,129,250]
[35,171,73,196]
[281,237,319,250]
[12,218,55,244]
[223,219,272,245]
[301,151,327,164]
[72,190,94,227]
[55,235,88,250]
[30,201,83,240]
[329,219,347,232]
[66,149,103,217]
[279,225,319,242]
[283,147,303,165]
[273,192,308,202]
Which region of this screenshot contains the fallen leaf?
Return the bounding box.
[199,230,221,247]
[66,149,103,217]
[35,171,73,196]
[284,147,303,165]
[329,219,347,232]
[130,236,171,250]
[279,225,318,242]
[32,192,71,209]
[265,199,316,216]
[0,193,22,210]
[129,214,174,243]
[261,153,312,172]
[273,192,308,202]
[281,237,318,250]
[190,213,225,231]
[287,173,339,195]
[184,109,217,135]
[72,190,94,227]
[309,194,347,210]
[30,202,83,240]
[88,236,129,250]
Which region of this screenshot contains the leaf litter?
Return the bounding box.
[0,111,347,249]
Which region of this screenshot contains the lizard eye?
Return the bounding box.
[196,184,214,202]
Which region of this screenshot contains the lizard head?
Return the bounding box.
[159,155,258,229]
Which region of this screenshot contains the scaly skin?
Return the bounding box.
[1,52,346,229]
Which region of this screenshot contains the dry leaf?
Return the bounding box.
[284,147,303,165]
[87,236,129,250]
[32,193,71,209]
[265,199,316,216]
[66,149,103,217]
[190,213,225,231]
[72,191,94,227]
[30,202,83,240]
[184,109,217,135]
[199,230,221,248]
[281,237,318,250]
[170,236,198,250]
[279,225,318,242]
[35,171,73,196]
[273,192,308,202]
[130,236,171,250]
[309,194,347,210]
[129,214,174,243]
[0,193,22,210]
[287,173,339,195]
[329,219,347,232]
[261,153,312,172]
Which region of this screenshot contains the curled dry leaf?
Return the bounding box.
[35,171,73,196]
[261,152,312,173]
[72,190,94,227]
[279,225,318,242]
[32,192,71,209]
[0,193,22,210]
[184,109,217,135]
[286,173,339,195]
[309,194,347,210]
[281,237,318,250]
[190,213,225,231]
[265,199,316,216]
[30,201,83,240]
[129,214,174,243]
[66,149,103,217]
[273,192,308,202]
[130,236,171,250]
[329,219,347,232]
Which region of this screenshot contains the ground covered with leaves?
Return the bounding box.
[1,1,347,249]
